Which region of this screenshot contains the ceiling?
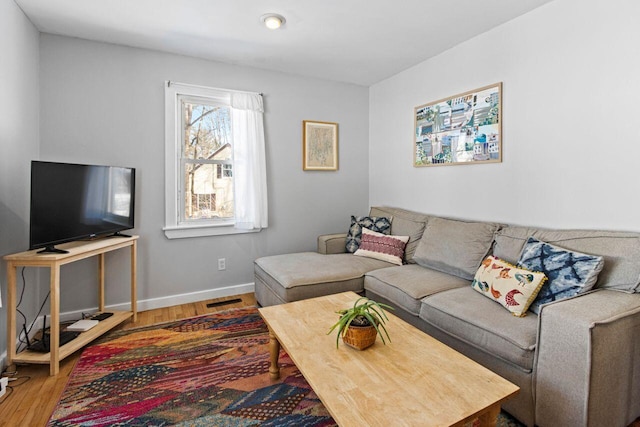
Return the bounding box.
[15,0,555,86]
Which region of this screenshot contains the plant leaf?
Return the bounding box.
[328,297,394,348]
[376,321,391,344]
[361,312,387,344]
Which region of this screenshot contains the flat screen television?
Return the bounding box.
[30,161,136,253]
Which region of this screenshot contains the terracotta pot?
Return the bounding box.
[342,324,377,350]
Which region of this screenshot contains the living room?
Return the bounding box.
[1,0,639,425]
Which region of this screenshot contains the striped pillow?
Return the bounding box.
[354,228,409,266]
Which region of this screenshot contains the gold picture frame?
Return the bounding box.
[414,82,502,167]
[303,120,338,171]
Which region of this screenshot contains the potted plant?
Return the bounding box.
[327,297,393,350]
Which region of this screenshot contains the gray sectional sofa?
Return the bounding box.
[254,206,640,427]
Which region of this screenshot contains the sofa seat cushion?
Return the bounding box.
[364,265,469,316]
[254,252,392,304]
[420,287,538,371]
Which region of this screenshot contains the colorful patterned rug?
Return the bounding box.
[48,307,334,426]
[48,307,524,426]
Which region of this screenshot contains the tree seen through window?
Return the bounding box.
[181,99,233,220]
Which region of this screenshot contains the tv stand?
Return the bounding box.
[5,235,138,375]
[109,231,132,238]
[37,245,69,254]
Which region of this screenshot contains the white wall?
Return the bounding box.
[369,0,640,231]
[39,35,370,312]
[0,0,40,362]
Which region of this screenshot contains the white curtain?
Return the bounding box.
[231,92,268,230]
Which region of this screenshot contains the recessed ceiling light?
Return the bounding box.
[261,13,286,30]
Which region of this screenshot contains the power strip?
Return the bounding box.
[0,377,8,398]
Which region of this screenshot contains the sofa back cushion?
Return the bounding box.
[369,206,429,263]
[413,217,500,280]
[494,226,640,293]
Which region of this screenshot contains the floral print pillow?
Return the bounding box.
[472,255,547,317]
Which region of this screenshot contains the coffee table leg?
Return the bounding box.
[477,404,500,427]
[268,328,281,380]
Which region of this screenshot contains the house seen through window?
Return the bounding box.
[180,96,233,222]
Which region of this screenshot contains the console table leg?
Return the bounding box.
[49,265,61,376]
[268,328,281,380]
[98,254,105,312]
[7,262,17,366]
[131,241,137,322]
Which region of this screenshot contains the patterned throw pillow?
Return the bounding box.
[472,255,547,317]
[354,228,409,266]
[345,216,391,253]
[517,237,604,314]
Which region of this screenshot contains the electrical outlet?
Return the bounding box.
[218,258,226,271]
[0,377,8,398]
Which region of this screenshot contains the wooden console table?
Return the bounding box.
[4,235,138,375]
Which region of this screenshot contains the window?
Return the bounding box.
[216,163,232,180]
[164,82,268,238]
[180,96,233,221]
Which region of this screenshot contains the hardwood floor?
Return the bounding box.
[0,293,257,427]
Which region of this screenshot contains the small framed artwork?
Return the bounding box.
[303,120,338,171]
[414,82,502,167]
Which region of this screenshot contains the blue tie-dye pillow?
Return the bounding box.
[517,237,604,314]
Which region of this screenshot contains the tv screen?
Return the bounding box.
[30,161,136,253]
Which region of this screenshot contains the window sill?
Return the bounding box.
[163,223,261,239]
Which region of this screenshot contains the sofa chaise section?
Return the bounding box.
[254,252,392,306]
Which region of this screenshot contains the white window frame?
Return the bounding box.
[163,81,258,239]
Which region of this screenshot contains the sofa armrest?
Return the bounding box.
[318,233,347,254]
[535,290,640,427]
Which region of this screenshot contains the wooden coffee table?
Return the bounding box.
[258,291,519,427]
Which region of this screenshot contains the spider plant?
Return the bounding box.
[327,297,393,348]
